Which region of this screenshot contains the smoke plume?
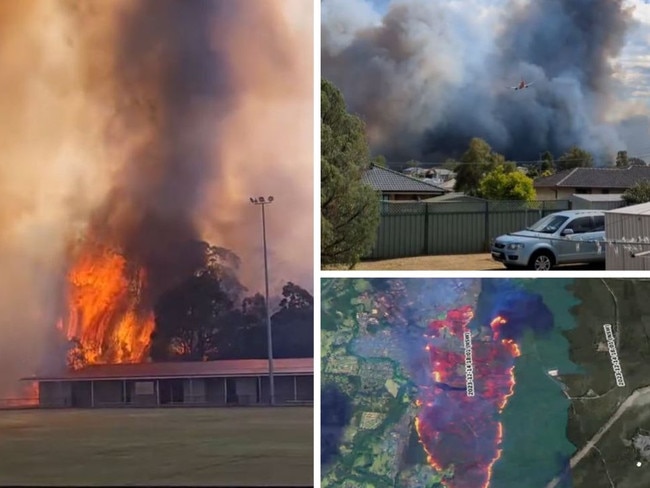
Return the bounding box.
[322,0,647,162]
[0,0,312,396]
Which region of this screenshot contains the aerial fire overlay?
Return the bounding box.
[0,0,313,401]
[322,278,650,487]
[416,309,522,488]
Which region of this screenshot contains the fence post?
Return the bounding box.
[484,200,490,251]
[423,203,429,255]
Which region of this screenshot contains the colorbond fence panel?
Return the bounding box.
[367,199,572,259]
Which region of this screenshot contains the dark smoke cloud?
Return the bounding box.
[81,0,236,301]
[322,0,647,162]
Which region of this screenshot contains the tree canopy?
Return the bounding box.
[478,165,536,201]
[147,242,313,362]
[622,181,650,205]
[454,138,506,195]
[321,78,380,268]
[556,146,593,171]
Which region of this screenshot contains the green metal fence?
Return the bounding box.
[366,199,572,259]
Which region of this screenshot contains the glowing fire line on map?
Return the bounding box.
[417,313,521,488]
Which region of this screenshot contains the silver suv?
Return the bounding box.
[491,210,606,270]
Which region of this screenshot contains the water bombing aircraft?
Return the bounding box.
[511,79,534,90]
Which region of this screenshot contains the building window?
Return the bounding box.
[575,188,591,194]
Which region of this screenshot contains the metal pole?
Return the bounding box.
[261,203,275,405]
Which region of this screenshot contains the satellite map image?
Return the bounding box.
[321,278,650,488]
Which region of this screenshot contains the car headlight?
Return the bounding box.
[506,243,525,250]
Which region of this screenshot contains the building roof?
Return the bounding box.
[424,192,485,203]
[534,166,650,189]
[606,202,650,215]
[570,194,625,202]
[362,164,446,194]
[24,358,313,382]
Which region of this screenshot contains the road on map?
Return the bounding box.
[546,386,650,488]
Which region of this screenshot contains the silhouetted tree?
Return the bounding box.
[616,150,629,168]
[454,138,505,195]
[556,146,593,171]
[321,78,380,268]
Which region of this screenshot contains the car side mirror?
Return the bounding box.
[561,228,574,236]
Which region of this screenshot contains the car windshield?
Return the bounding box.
[526,214,569,234]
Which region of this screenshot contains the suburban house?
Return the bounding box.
[534,166,650,200]
[363,164,447,201]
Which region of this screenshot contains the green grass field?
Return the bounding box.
[0,407,313,486]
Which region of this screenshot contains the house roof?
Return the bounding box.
[534,166,650,189]
[362,164,446,194]
[24,358,313,382]
[424,192,485,203]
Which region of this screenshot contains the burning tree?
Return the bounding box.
[56,238,313,369]
[57,243,155,370]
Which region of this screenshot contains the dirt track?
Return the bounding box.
[346,254,605,271]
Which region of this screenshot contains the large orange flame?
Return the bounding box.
[57,244,154,369]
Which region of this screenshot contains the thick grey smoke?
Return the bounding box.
[322,0,646,162]
[0,0,312,397]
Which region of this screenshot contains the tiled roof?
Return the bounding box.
[534,166,650,189]
[362,164,446,194]
[25,358,313,382]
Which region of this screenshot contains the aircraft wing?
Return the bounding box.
[526,82,534,87]
[510,86,518,90]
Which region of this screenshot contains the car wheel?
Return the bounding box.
[528,251,554,271]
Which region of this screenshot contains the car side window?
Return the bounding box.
[592,215,604,232]
[565,216,594,234]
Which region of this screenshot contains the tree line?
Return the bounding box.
[70,243,313,365]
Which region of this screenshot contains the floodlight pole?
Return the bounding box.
[250,196,275,405]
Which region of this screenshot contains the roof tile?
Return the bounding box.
[362,164,446,194]
[535,166,650,189]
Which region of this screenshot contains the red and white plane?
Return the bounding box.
[511,78,534,90]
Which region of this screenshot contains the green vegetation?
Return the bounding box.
[321,79,380,268]
[555,145,593,171]
[454,137,509,195]
[0,407,312,486]
[321,279,438,487]
[478,165,536,201]
[622,180,650,204]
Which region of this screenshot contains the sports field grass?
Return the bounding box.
[0,407,313,486]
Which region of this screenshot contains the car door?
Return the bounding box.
[555,216,597,262]
[582,215,605,261]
